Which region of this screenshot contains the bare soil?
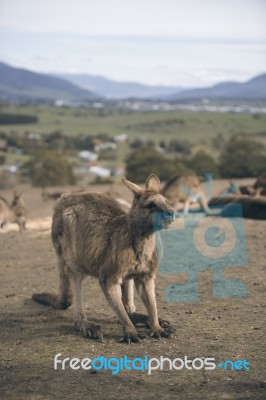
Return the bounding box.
[0,180,265,400]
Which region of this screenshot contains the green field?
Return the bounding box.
[1,104,266,141]
[1,104,266,166]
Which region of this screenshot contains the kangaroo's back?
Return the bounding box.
[161,174,201,205]
[51,191,128,259]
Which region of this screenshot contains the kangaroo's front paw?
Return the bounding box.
[136,314,176,334]
[74,320,103,342]
[119,332,148,344]
[150,327,172,339]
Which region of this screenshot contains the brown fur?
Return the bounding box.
[41,187,88,201]
[227,180,263,197]
[33,175,175,343]
[254,173,266,196]
[239,185,258,196]
[161,174,211,214]
[0,191,27,231]
[208,195,266,219]
[41,188,63,201]
[104,187,131,212]
[227,174,266,197]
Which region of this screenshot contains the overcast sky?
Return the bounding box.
[0,0,265,87]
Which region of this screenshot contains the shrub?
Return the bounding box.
[186,150,219,177]
[23,150,76,186]
[167,139,191,155]
[125,148,188,183]
[0,154,6,165]
[219,135,266,178]
[44,131,75,151]
[92,176,114,185]
[0,113,38,124]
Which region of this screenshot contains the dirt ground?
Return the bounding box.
[0,179,265,400]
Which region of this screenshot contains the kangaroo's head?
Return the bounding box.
[12,191,26,231]
[122,174,175,231]
[228,180,239,194]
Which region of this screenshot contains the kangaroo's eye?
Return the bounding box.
[147,202,156,209]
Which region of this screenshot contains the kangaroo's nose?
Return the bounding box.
[165,210,175,221]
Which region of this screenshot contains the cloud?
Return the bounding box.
[0,0,265,41]
[0,0,265,86]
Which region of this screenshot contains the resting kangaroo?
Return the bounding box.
[226,180,263,197]
[33,175,176,343]
[208,195,266,220]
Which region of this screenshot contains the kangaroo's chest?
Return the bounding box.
[124,238,156,279]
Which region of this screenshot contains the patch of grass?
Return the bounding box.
[1,105,266,145]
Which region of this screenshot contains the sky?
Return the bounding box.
[0,0,265,87]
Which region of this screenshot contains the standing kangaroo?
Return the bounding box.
[0,191,26,231]
[161,174,211,214]
[33,175,175,343]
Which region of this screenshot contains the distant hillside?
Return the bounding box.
[167,73,266,101]
[56,73,184,99]
[0,62,98,102]
[1,61,265,102]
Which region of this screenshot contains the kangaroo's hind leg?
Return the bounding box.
[32,258,72,309]
[67,269,103,341]
[122,279,136,314]
[198,191,214,215]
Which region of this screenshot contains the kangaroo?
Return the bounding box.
[254,173,266,196]
[105,187,132,212]
[161,174,211,214]
[208,195,266,219]
[226,180,262,197]
[0,191,26,231]
[42,187,87,201]
[41,188,63,201]
[32,175,176,343]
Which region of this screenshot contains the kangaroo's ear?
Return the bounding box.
[13,190,22,197]
[145,174,160,192]
[122,177,142,195]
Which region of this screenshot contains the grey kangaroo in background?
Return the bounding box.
[161,174,212,214]
[0,191,26,231]
[33,175,176,343]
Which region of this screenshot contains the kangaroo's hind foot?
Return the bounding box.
[32,292,72,310]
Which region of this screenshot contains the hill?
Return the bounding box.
[167,73,266,101]
[56,73,184,99]
[0,62,98,102]
[1,61,265,102]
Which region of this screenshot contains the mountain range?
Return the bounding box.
[166,73,266,101]
[0,62,97,102]
[55,72,184,99]
[0,61,266,102]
